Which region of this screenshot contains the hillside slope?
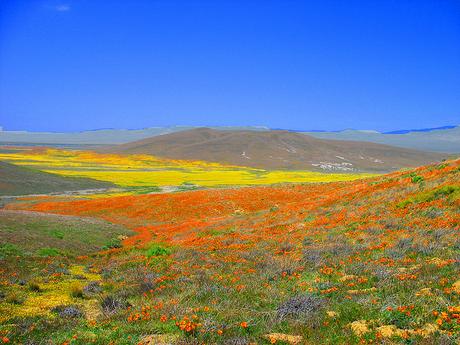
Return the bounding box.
[103,128,447,172]
[0,161,114,196]
[3,159,459,344]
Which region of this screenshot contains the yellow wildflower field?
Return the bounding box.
[0,147,375,188]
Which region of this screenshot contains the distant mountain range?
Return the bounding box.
[101,127,447,173]
[305,126,460,153]
[0,125,458,153]
[0,126,269,146]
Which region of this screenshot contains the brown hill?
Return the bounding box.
[101,128,448,172]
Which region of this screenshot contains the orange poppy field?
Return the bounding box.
[0,159,459,344]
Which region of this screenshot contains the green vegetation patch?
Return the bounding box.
[397,185,460,208]
[0,210,133,258]
[145,243,171,257]
[0,243,23,259]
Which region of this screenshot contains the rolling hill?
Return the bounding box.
[0,161,114,196]
[102,128,448,172]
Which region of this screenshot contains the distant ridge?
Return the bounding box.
[101,127,447,173]
[1,125,458,153]
[383,125,457,135]
[306,125,460,153]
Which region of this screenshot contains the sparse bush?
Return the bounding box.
[223,337,250,345]
[302,248,324,267]
[277,294,325,321]
[52,305,83,318]
[139,278,155,293]
[101,295,129,314]
[83,281,102,295]
[422,207,444,218]
[396,237,413,250]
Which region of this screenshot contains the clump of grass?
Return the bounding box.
[5,291,25,305]
[70,283,84,298]
[28,281,41,292]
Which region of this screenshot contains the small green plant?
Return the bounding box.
[436,163,447,170]
[411,175,424,184]
[102,238,122,250]
[38,247,61,257]
[28,281,41,292]
[145,244,171,257]
[402,172,424,184]
[70,284,84,298]
[304,215,315,222]
[49,230,65,239]
[0,243,22,259]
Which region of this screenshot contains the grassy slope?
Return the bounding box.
[0,210,132,328]
[0,159,459,344]
[0,210,132,258]
[0,161,115,196]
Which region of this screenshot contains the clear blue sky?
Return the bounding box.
[1,0,459,132]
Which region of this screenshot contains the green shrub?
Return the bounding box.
[411,175,424,184]
[402,172,424,184]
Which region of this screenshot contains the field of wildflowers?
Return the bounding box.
[0,147,373,191]
[0,156,458,344]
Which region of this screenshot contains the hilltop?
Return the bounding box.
[102,127,447,172]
